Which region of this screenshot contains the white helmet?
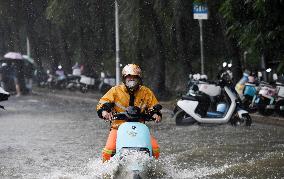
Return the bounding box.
[193,73,201,80]
[122,64,142,78]
[122,64,142,91]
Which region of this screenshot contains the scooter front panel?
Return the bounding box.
[116,122,152,156]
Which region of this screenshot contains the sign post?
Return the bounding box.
[193,2,208,75]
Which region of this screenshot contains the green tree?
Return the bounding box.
[220,0,284,74]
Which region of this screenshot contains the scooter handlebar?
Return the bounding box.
[112,104,162,122]
[112,112,154,122]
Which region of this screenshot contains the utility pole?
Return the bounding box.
[115,0,120,85]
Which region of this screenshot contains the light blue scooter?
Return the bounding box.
[112,104,162,178]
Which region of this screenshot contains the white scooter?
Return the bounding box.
[174,78,252,126]
[273,73,284,117]
[173,73,215,115]
[0,86,10,110]
[276,82,284,117]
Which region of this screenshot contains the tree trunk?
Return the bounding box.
[230,39,242,84]
[175,0,193,70]
[148,2,167,98]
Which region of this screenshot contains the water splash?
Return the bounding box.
[147,154,236,179]
[87,151,153,178]
[86,152,233,179]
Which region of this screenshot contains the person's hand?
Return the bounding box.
[152,114,161,123]
[102,111,113,121]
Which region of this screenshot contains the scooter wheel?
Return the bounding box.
[243,114,252,126]
[275,100,284,117]
[257,98,274,116]
[231,114,252,126]
[174,110,196,126]
[80,87,88,93]
[67,83,76,91]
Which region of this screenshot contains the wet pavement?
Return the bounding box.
[0,90,283,178]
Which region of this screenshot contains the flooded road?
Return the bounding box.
[0,92,283,178]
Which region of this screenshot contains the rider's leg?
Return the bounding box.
[102,129,117,162]
[151,136,160,159]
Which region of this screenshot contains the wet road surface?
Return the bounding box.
[0,92,283,178]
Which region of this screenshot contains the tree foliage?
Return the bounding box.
[220,0,284,72]
[0,0,283,97]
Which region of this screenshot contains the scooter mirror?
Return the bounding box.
[153,104,162,111]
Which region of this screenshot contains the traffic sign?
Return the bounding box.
[193,2,208,20]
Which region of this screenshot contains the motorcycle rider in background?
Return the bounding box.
[96,64,162,162]
[55,65,66,80]
[72,62,81,76]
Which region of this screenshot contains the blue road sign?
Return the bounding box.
[193,2,208,19]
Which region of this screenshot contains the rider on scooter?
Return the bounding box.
[96,64,162,162]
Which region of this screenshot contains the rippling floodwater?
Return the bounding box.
[0,93,283,178]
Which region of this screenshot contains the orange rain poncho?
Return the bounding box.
[97,84,159,129]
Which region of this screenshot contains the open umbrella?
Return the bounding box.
[3,52,23,60]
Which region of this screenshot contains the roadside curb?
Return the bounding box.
[250,113,284,127]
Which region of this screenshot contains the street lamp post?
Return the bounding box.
[115,0,120,85]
